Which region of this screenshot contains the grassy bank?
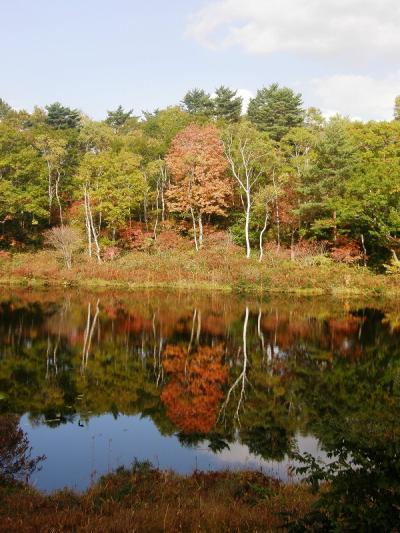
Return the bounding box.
[0,465,315,532]
[0,244,398,296]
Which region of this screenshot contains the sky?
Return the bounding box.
[1,0,399,121]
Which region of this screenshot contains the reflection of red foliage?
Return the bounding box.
[329,316,362,335]
[260,312,365,359]
[161,344,227,434]
[329,316,364,359]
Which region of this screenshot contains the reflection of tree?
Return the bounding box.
[1,292,400,473]
[220,307,250,425]
[81,299,100,373]
[161,343,227,434]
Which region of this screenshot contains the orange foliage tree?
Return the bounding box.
[161,344,228,434]
[165,124,231,250]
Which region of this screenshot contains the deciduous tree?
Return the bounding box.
[223,122,277,257]
[166,124,231,250]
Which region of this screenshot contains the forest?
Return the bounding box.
[0,85,399,276]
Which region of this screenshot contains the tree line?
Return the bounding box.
[0,84,399,267]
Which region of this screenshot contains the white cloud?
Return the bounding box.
[310,72,400,120]
[187,0,400,61]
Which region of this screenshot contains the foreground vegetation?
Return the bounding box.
[0,465,315,532]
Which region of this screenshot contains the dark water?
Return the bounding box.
[0,289,399,492]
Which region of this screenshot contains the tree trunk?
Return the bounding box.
[83,187,92,258]
[85,187,101,263]
[272,171,280,250]
[290,231,295,261]
[361,233,367,266]
[153,179,160,240]
[245,192,251,259]
[198,213,203,249]
[259,209,268,262]
[190,208,199,251]
[54,170,63,228]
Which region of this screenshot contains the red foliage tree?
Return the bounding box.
[166,124,231,250]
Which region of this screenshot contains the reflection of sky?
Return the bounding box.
[22,414,327,492]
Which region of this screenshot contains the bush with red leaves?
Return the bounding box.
[330,237,365,264]
[119,223,153,250]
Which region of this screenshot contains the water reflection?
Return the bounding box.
[0,289,399,491]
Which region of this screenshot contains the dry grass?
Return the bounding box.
[0,241,398,296]
[0,467,315,532]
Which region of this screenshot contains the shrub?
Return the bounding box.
[44,226,82,269]
[0,415,45,484]
[330,237,364,264]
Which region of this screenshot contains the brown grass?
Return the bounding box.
[0,468,315,532]
[0,241,398,296]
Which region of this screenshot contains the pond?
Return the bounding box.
[0,289,399,492]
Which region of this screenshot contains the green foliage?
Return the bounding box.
[77,149,146,233]
[0,98,13,121]
[182,88,214,117]
[45,102,81,129]
[214,86,242,122]
[105,105,134,130]
[0,90,398,266]
[394,95,400,121]
[248,83,304,140]
[0,122,48,244]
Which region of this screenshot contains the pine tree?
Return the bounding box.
[248,83,304,140]
[45,102,81,129]
[182,89,214,117]
[214,86,242,122]
[105,105,133,130]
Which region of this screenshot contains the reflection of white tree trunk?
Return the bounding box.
[81,300,100,372]
[152,311,164,386]
[220,307,250,425]
[46,333,60,378]
[188,309,197,354]
[196,310,201,344]
[257,308,267,364]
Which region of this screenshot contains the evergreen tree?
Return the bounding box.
[182,88,214,117]
[45,102,81,129]
[105,105,133,130]
[214,86,242,122]
[0,98,13,121]
[394,96,400,121]
[248,83,304,140]
[299,118,357,240]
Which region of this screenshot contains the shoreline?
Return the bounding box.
[0,274,398,297]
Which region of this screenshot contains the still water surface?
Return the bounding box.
[0,289,399,491]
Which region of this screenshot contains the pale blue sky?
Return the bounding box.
[1,0,399,120]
